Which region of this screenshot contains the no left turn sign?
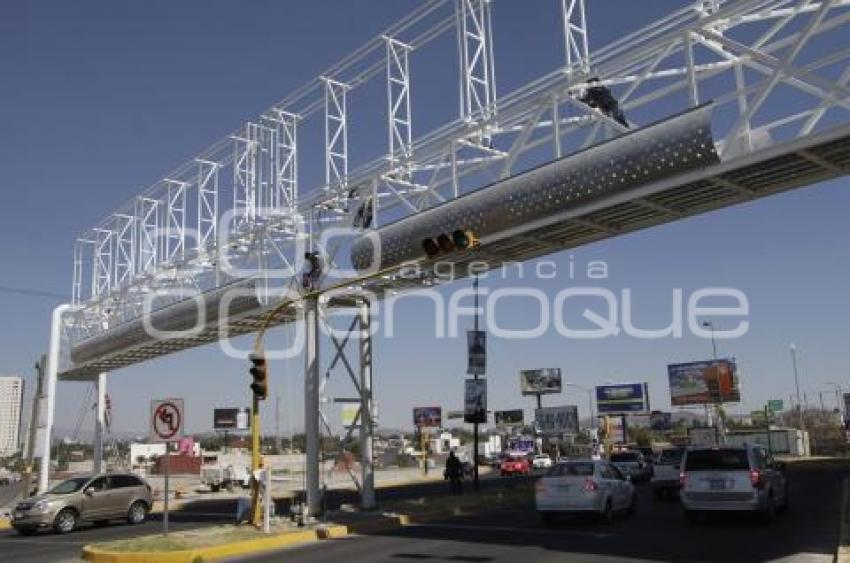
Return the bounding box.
[150,399,185,443]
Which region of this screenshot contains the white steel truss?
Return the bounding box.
[196,158,220,256]
[266,110,299,213]
[233,127,259,229]
[456,0,497,123]
[323,77,350,194]
[163,179,187,265]
[91,228,113,299]
[561,0,590,73]
[385,36,414,179]
[72,238,94,307]
[113,214,135,288]
[66,0,850,356]
[135,197,159,276]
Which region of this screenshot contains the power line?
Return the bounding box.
[0,284,66,300]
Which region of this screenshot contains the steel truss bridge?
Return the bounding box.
[40,0,850,513]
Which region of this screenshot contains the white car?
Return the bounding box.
[651,447,685,499]
[535,460,637,523]
[680,445,789,523]
[532,454,553,469]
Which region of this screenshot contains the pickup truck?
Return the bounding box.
[200,454,251,492]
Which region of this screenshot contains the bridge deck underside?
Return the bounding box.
[59,123,850,381]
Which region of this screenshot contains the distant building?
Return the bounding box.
[0,376,24,457]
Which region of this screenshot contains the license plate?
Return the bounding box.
[709,479,726,490]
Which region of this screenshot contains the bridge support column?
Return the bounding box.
[358,300,375,510]
[304,297,322,518]
[93,372,107,474]
[39,303,72,494]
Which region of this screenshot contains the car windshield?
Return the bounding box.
[547,462,595,477]
[658,448,685,464]
[610,453,639,462]
[48,477,90,494]
[685,449,749,471]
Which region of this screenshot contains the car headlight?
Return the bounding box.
[32,500,50,513]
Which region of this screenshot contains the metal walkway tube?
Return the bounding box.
[93,372,107,474]
[304,298,321,518]
[39,303,72,494]
[358,300,376,510]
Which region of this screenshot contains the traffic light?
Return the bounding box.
[421,229,479,259]
[249,353,268,400]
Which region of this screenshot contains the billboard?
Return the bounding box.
[649,410,673,431]
[467,330,486,375]
[494,409,524,425]
[520,368,562,396]
[413,406,442,428]
[214,408,251,431]
[534,405,579,435]
[595,383,650,415]
[464,379,487,423]
[667,359,741,406]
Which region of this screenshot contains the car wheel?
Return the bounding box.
[127,500,148,525]
[600,499,613,523]
[210,484,221,493]
[53,508,77,534]
[760,494,776,524]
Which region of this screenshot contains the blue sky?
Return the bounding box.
[1,0,848,440]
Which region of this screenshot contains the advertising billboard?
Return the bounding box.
[649,410,673,431]
[520,368,562,396]
[667,359,741,405]
[213,407,250,431]
[413,406,442,428]
[534,405,579,435]
[494,409,524,425]
[464,379,487,423]
[595,383,650,415]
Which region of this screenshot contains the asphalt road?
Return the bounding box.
[0,471,509,563]
[239,460,847,563]
[1,461,844,562]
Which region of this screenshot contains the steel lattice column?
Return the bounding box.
[304,298,322,518]
[358,300,376,509]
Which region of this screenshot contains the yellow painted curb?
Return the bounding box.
[81,529,321,563]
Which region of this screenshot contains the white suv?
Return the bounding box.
[680,445,788,523]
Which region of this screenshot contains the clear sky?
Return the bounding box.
[1,0,848,441]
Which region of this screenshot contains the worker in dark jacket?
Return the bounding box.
[444,451,464,495]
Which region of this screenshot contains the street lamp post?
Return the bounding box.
[702,321,723,444]
[790,343,805,432]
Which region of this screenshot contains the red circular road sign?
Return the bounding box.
[153,401,182,441]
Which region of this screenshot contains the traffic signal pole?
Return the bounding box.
[250,392,262,526]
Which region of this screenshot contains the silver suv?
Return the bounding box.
[11,473,153,535]
[680,445,788,523]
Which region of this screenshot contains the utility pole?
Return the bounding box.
[790,343,805,432]
[21,355,46,499]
